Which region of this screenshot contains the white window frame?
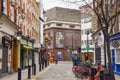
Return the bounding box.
[115,47,120,64]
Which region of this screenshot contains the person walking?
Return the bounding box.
[97,63,104,80]
[73,54,78,66]
[54,56,58,64]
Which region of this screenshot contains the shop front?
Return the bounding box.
[110,32,120,75]
[0,35,11,76]
[20,37,33,69]
[0,14,18,76]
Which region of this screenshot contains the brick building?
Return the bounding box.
[0,0,40,76]
[44,7,81,61]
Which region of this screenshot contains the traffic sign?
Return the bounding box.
[86,44,90,50]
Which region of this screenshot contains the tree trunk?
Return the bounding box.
[106,37,115,80]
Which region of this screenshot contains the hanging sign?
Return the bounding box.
[112,40,120,48]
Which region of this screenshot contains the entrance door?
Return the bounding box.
[95,47,101,64]
[57,52,62,60]
[112,49,115,70]
[2,46,8,73]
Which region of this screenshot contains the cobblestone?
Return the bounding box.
[36,61,80,80]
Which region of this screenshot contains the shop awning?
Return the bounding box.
[110,32,120,42]
[23,45,33,50]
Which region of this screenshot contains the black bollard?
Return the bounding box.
[39,63,41,71]
[42,62,44,70]
[18,68,21,80]
[100,71,104,80]
[28,66,31,79]
[45,60,47,67]
[46,60,48,67]
[34,64,36,75]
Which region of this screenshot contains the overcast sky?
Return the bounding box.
[42,0,80,10]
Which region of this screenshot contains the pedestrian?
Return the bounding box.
[73,54,78,66]
[71,53,74,66]
[54,56,58,64]
[97,63,104,80]
[91,65,98,80]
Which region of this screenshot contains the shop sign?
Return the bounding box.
[20,39,27,45]
[28,42,32,47]
[112,40,120,48]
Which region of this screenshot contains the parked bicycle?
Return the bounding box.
[72,63,101,80]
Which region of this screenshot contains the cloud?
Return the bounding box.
[43,0,80,10]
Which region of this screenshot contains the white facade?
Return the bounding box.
[44,21,80,30]
[0,14,18,73]
[81,17,94,52]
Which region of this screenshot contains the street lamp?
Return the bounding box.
[85,30,89,61]
[15,28,22,80]
[16,29,22,40]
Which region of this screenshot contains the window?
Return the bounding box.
[81,30,83,34]
[47,24,50,27]
[116,48,120,64]
[89,40,92,45]
[85,28,92,34]
[56,24,62,26]
[43,25,45,28]
[55,32,64,48]
[85,29,89,34]
[3,0,6,13]
[81,41,84,45]
[89,29,92,33]
[69,25,75,28]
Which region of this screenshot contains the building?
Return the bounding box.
[44,7,81,61]
[0,0,40,76]
[91,0,120,74]
[79,5,94,63]
[110,11,120,75]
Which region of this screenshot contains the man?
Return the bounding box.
[73,54,78,66]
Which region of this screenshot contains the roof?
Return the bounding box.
[44,7,81,23]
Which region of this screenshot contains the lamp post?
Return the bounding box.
[16,28,22,80]
[85,30,89,61]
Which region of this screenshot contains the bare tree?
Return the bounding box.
[62,0,120,80]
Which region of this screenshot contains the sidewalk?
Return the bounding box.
[0,64,53,80]
[115,74,120,80]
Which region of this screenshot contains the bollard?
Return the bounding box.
[34,64,36,75]
[39,63,41,71]
[45,60,47,67]
[42,62,44,70]
[48,60,49,66]
[18,68,21,80]
[28,66,31,79]
[100,71,104,80]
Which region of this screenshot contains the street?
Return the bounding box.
[36,61,79,80]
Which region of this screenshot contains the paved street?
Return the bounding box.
[36,61,79,80]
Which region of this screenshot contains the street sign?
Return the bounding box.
[86,44,90,50]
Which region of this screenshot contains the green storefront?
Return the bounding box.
[20,38,33,69]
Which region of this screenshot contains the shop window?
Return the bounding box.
[115,48,120,64]
[55,32,64,48]
[69,25,75,28]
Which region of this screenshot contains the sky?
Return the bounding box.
[42,0,81,10]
